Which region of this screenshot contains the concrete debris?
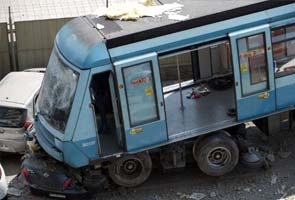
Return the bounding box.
[96,23,105,30]
[7,187,22,197]
[278,185,287,195]
[209,191,217,198]
[168,14,189,21]
[99,0,184,21]
[177,192,206,200]
[271,174,278,185]
[140,0,156,6]
[177,192,190,199]
[243,187,251,192]
[26,137,40,152]
[189,192,206,200]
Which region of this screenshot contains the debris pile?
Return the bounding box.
[94,0,188,21]
[186,85,210,99]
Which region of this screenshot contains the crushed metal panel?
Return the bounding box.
[15,18,72,70]
[0,23,11,79]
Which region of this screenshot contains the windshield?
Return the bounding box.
[37,50,79,132]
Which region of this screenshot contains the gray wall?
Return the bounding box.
[15,18,72,70]
[0,23,11,79]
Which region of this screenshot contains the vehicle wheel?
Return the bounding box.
[108,152,152,187]
[193,131,239,176]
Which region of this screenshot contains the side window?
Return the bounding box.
[271,24,295,77]
[123,62,159,127]
[237,34,268,86]
[158,41,232,89]
[159,52,193,87]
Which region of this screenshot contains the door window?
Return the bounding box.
[271,24,295,77]
[123,62,159,127]
[237,33,269,96]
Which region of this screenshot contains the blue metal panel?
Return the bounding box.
[56,18,110,69]
[115,52,168,151]
[124,120,167,151]
[63,142,90,168]
[275,75,295,110]
[35,117,63,161]
[64,64,91,141]
[109,4,295,62]
[237,91,276,120]
[71,74,100,160]
[229,25,276,121]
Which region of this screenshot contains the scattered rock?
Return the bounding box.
[271,174,278,185]
[258,189,262,192]
[209,192,217,198]
[189,192,206,200]
[267,154,275,162]
[243,187,251,192]
[7,187,22,197]
[177,192,190,199]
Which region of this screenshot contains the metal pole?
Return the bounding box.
[8,6,17,71]
[106,0,109,8]
[176,56,184,110]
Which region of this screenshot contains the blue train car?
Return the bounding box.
[22,0,295,197]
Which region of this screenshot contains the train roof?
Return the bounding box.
[89,0,294,48]
[56,0,294,69]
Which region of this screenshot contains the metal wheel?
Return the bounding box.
[193,131,239,176]
[207,147,231,167]
[108,152,152,187]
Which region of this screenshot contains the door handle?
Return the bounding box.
[257,92,270,99]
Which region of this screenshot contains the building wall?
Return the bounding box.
[15,18,72,70]
[0,23,11,79]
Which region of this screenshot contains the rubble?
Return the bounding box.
[271,174,278,185]
[97,0,185,21]
[189,192,206,200]
[7,187,22,197]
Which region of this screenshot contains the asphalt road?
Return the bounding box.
[3,125,295,200]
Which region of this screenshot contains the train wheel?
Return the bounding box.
[108,152,152,187]
[193,131,239,176]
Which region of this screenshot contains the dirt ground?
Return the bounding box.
[3,123,295,200]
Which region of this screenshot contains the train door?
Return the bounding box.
[115,52,168,151]
[271,23,295,109]
[229,25,276,121]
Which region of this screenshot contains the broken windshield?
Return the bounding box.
[37,50,79,132]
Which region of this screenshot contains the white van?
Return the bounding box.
[0,70,44,153]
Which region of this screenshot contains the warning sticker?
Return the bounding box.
[132,76,152,85]
[130,127,143,135]
[240,48,265,59]
[145,86,153,96]
[240,63,248,72]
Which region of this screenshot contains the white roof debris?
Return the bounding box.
[101,0,185,21]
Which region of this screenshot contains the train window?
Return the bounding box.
[159,52,193,87]
[237,33,268,86]
[122,62,159,127]
[271,24,295,77]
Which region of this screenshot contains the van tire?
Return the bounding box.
[193,131,239,176]
[108,152,152,187]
